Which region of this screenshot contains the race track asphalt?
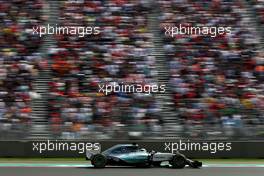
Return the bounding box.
[1,166,264,176]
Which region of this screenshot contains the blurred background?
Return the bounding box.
[0,0,263,140]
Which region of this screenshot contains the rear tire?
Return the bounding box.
[170,155,186,169]
[91,154,107,168]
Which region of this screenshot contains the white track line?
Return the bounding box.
[203,164,264,168]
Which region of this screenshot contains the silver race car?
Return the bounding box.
[86,144,202,168]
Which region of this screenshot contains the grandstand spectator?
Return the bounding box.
[253,0,264,24]
[0,0,45,138]
[48,0,162,139]
[159,0,264,137]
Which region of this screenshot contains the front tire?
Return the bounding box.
[170,155,186,169]
[91,154,107,168]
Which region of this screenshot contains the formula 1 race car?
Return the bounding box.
[86,144,202,168]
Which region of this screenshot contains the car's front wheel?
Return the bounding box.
[170,155,186,169]
[91,154,107,168]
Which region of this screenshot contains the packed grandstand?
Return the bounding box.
[0,0,263,140]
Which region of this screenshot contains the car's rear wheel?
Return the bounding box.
[91,154,107,168]
[170,155,186,169]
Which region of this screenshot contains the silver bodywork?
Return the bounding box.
[152,152,175,162]
[86,144,202,168]
[86,144,183,163]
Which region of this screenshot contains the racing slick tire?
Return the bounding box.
[91,154,107,168]
[170,155,186,169]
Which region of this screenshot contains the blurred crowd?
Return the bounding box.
[0,0,46,136]
[159,0,264,137]
[0,0,263,139]
[48,0,162,139]
[252,0,264,24]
